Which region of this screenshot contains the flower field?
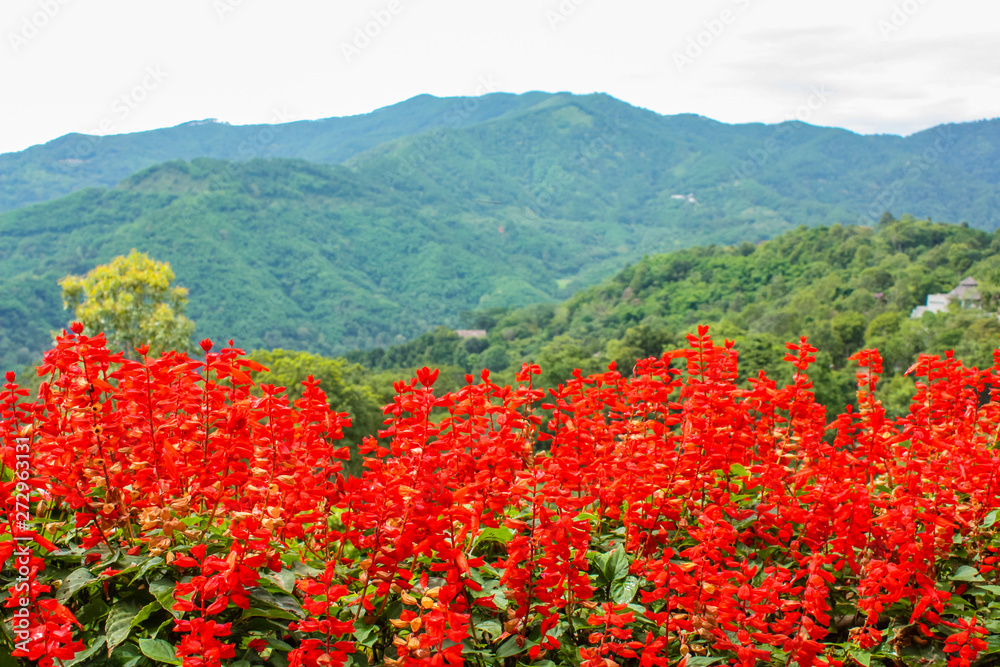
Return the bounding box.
[3,323,1000,666]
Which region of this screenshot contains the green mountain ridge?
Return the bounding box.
[3,92,999,230]
[347,94,1000,233]
[2,93,999,372]
[0,92,554,212]
[346,214,1000,415]
[0,155,659,369]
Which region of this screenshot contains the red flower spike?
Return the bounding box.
[415,366,439,387]
[8,322,1000,666]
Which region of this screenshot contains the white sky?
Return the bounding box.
[1,0,999,155]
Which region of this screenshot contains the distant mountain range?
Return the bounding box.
[1,92,998,371]
[345,214,1000,417]
[4,92,999,228]
[0,93,554,212]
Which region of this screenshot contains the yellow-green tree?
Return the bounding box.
[59,250,195,356]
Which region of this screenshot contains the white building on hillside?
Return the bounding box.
[911,277,982,318]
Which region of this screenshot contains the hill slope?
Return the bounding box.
[3,94,1000,371]
[0,155,686,369]
[347,93,1000,238]
[347,215,1000,414]
[3,92,999,234]
[0,92,551,212]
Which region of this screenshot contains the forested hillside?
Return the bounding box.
[0,156,595,369]
[347,215,1000,415]
[3,92,999,231]
[349,94,1000,238]
[3,93,999,372]
[0,92,552,212]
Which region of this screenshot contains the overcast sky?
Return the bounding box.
[2,0,998,155]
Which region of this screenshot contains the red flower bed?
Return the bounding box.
[2,324,1000,666]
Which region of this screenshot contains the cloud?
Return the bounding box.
[706,26,1000,134]
[1,0,999,152]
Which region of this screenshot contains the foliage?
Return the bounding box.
[4,327,1000,666]
[3,92,1000,370]
[59,250,195,358]
[353,216,1000,416]
[0,156,621,371]
[0,92,553,213]
[3,93,999,235]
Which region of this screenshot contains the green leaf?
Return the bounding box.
[130,600,160,629]
[730,463,748,477]
[627,602,648,616]
[265,568,296,595]
[290,560,323,579]
[898,639,948,666]
[611,575,640,604]
[354,621,379,647]
[474,526,514,549]
[105,600,142,655]
[138,638,182,665]
[250,588,305,619]
[151,616,176,640]
[130,556,164,585]
[269,650,291,667]
[597,544,629,583]
[952,565,986,582]
[491,587,509,611]
[849,649,871,666]
[76,596,110,626]
[0,646,18,667]
[495,635,529,658]
[149,578,182,618]
[61,637,106,667]
[243,605,301,621]
[984,510,999,528]
[685,657,728,666]
[109,641,145,667]
[57,567,97,603]
[475,618,502,638]
[975,585,1000,595]
[268,636,296,651]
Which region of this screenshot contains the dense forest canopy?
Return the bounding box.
[2,96,999,372]
[2,94,999,420]
[5,211,998,426]
[347,215,1000,416]
[4,93,999,232]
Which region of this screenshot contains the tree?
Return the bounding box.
[59,250,195,357]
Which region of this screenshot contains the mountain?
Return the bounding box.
[0,155,674,370]
[3,92,999,232]
[348,93,1000,236]
[2,93,999,371]
[0,93,553,213]
[346,214,1000,416]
